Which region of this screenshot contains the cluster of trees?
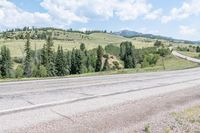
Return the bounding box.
[119,41,170,69]
[120,42,136,68]
[0,34,110,78]
[177,45,200,53]
[0,32,171,79]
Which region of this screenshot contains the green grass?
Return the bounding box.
[178,51,200,59]
[156,55,199,70]
[0,32,156,57]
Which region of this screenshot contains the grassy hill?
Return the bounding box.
[0,28,196,57]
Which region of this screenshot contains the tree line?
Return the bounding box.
[0,33,170,79]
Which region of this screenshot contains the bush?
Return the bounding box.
[113,61,121,70]
[141,54,159,68]
[157,48,170,57]
[31,65,38,77]
[38,65,47,77]
[15,65,24,78]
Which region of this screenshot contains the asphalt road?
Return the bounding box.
[0,66,200,132]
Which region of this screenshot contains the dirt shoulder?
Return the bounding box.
[9,87,200,133]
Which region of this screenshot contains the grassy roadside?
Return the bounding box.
[0,55,198,83]
[178,51,200,59]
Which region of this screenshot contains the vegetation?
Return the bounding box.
[0,30,199,80]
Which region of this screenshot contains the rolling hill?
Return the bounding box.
[0,27,198,57]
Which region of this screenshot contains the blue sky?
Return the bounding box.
[1,0,200,40]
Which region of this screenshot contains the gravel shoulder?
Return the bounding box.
[10,87,200,133]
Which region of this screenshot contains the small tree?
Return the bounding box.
[38,65,47,77]
[15,65,24,78]
[80,43,86,51]
[95,45,104,72]
[158,48,170,70]
[154,40,163,47]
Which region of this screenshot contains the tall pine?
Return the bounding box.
[55,46,66,76]
[45,35,56,77]
[23,33,32,77]
[0,46,12,78]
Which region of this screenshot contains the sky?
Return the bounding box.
[0,0,200,41]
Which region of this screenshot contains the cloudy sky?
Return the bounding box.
[0,0,200,40]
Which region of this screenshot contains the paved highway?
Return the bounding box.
[0,65,200,132]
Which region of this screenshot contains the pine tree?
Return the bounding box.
[0,46,12,78]
[95,45,104,72]
[41,44,47,66]
[23,33,32,77]
[70,49,76,74]
[45,35,56,77]
[120,41,136,68]
[55,46,66,76]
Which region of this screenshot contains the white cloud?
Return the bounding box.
[0,0,161,30]
[40,0,88,24]
[162,0,200,23]
[144,9,162,20]
[0,0,51,29]
[40,0,160,21]
[179,25,198,36]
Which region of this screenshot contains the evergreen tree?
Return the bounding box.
[23,33,32,77]
[95,45,104,72]
[55,46,66,76]
[70,49,76,74]
[120,42,136,68]
[41,44,47,66]
[75,49,84,74]
[45,35,56,77]
[0,46,12,78]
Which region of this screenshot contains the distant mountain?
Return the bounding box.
[113,30,142,37]
[113,30,200,45]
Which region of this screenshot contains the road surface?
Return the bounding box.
[0,65,200,132]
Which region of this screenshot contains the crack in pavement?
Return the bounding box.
[50,109,74,123]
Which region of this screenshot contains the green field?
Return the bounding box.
[0,32,157,57]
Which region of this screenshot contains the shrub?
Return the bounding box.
[15,65,24,78]
[38,65,47,77]
[31,65,38,77]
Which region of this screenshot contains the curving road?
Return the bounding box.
[172,50,200,64]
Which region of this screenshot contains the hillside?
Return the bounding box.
[0,28,197,57]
